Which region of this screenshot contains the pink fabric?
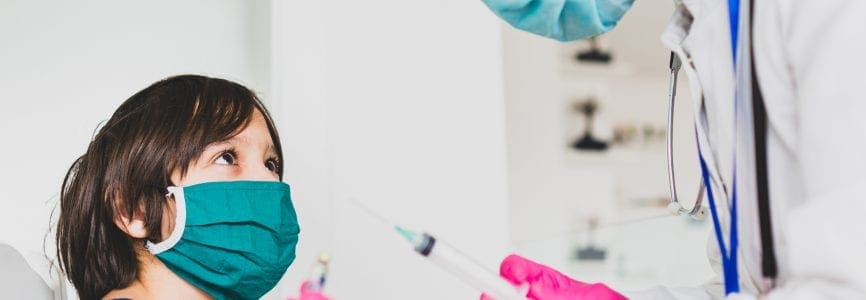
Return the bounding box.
[287,280,331,300]
[481,254,627,300]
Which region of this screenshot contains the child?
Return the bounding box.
[55,75,299,299]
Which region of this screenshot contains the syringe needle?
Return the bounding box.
[348,198,393,226]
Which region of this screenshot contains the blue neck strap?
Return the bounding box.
[729,0,740,64]
[698,149,740,294]
[697,0,742,295]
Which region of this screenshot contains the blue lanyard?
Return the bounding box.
[697,0,741,295]
[728,0,740,64]
[699,150,740,294]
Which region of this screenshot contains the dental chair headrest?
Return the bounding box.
[0,243,55,299]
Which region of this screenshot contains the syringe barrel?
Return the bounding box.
[417,233,525,300]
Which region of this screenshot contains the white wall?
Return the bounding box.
[269,1,511,298]
[0,0,268,293]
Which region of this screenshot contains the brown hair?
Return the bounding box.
[55,75,283,299]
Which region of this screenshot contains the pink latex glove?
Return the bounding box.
[287,280,331,300]
[481,254,627,300]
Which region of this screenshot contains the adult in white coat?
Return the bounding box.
[482,0,866,299]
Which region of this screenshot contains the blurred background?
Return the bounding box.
[0,0,713,298]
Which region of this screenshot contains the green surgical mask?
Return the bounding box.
[146,181,300,300]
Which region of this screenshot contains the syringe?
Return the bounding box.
[394,225,527,300]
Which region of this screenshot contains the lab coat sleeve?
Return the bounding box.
[753,0,866,298]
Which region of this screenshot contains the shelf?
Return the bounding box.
[564,145,665,167]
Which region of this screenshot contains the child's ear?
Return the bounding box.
[115,213,148,239]
[112,194,149,239]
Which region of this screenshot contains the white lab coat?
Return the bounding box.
[625,0,866,299]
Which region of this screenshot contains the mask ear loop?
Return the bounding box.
[145,186,187,255]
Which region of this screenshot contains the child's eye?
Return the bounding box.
[265,158,280,174]
[215,151,237,165]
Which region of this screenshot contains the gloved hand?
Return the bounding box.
[481,254,627,300]
[481,0,635,41]
[287,280,331,300]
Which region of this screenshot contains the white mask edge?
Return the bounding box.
[145,186,187,255]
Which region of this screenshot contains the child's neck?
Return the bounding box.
[102,250,210,300]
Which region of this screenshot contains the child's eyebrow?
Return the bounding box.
[224,136,248,145]
[223,136,278,156]
[267,144,277,157]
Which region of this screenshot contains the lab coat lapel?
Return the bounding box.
[660,1,730,200]
[682,0,737,197]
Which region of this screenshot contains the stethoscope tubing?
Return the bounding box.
[666,52,708,219]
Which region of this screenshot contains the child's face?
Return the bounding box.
[157,109,281,242]
[171,109,281,186]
